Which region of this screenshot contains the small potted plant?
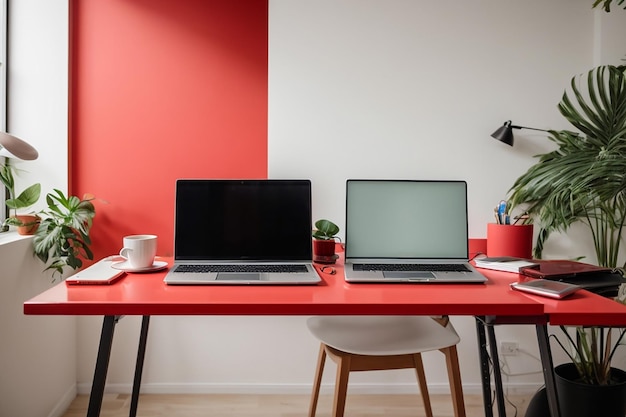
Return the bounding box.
[33,189,96,279]
[0,163,41,235]
[312,219,340,263]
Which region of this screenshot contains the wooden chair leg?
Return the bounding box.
[412,353,434,417]
[332,351,351,417]
[308,344,327,417]
[441,345,466,417]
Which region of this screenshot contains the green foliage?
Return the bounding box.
[0,163,14,192]
[509,65,626,386]
[552,326,626,385]
[592,0,626,12]
[33,189,96,278]
[312,219,340,240]
[0,163,41,211]
[5,183,41,210]
[508,65,626,268]
[1,162,41,228]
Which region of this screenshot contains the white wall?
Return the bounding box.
[268,0,592,395]
[0,1,73,417]
[0,237,75,417]
[266,0,626,390]
[74,0,626,400]
[5,1,626,414]
[269,0,594,239]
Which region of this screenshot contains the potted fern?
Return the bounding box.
[508,65,626,416]
[33,189,96,278]
[312,219,340,263]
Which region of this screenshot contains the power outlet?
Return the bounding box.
[500,341,519,356]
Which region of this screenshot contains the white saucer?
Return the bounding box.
[111,260,168,273]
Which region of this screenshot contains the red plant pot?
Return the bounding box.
[313,239,336,256]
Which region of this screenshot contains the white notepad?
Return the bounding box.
[475,257,539,273]
[66,258,126,285]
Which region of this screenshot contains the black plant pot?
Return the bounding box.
[524,387,549,417]
[525,363,626,417]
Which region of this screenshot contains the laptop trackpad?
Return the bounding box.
[216,273,261,281]
[383,271,435,280]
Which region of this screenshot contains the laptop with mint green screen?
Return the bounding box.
[344,179,487,283]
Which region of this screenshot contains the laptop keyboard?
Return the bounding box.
[174,264,309,273]
[354,263,471,272]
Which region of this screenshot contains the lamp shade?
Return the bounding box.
[491,120,549,147]
[491,121,514,146]
[0,131,39,160]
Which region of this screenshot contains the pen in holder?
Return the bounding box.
[487,223,534,259]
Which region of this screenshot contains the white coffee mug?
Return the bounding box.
[119,234,158,269]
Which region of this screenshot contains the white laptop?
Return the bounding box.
[343,179,487,283]
[164,179,321,285]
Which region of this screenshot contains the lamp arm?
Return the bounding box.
[510,125,549,133]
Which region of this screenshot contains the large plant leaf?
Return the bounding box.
[5,183,41,210]
[0,164,15,194]
[508,65,626,267]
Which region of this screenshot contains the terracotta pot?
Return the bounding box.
[14,214,41,235]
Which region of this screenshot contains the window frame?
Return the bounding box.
[0,0,7,227]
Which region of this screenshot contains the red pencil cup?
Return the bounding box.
[486,223,534,259]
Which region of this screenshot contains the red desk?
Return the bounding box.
[25,257,542,317]
[536,290,626,326]
[23,254,626,417]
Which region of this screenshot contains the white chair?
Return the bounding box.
[307,315,466,417]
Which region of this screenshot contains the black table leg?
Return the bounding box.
[129,316,150,417]
[87,315,120,417]
[536,324,560,417]
[486,320,507,417]
[476,317,494,417]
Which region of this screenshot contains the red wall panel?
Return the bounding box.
[69,0,268,260]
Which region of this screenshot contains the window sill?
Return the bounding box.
[0,231,33,247]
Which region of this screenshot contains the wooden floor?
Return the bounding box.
[61,393,532,417]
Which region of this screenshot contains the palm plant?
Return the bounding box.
[508,65,626,269]
[507,65,626,386]
[553,326,626,385]
[593,0,626,11]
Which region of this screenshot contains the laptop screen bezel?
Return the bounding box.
[344,179,470,261]
[173,179,313,262]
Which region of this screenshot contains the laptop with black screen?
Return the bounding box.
[164,179,321,285]
[343,179,487,283]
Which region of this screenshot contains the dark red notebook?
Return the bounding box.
[519,260,613,280]
[519,260,625,297]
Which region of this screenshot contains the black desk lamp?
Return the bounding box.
[491,120,548,146]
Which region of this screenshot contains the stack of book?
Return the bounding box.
[474,256,539,273]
